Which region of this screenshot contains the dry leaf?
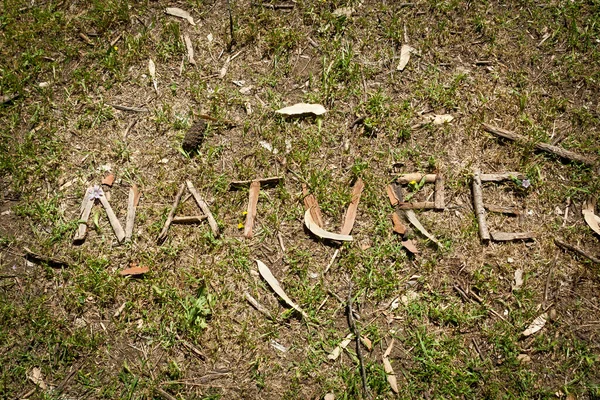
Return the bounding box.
[324,394,335,400]
[397,44,413,71]
[513,269,524,290]
[433,114,454,124]
[28,367,47,390]
[582,198,600,236]
[304,209,353,242]
[256,259,308,319]
[165,7,195,25]
[183,34,196,65]
[401,239,419,254]
[148,59,158,93]
[120,266,149,276]
[328,333,354,360]
[276,103,327,116]
[114,302,126,318]
[522,313,547,337]
[392,212,406,235]
[382,339,398,393]
[405,210,442,247]
[360,336,372,351]
[102,173,115,186]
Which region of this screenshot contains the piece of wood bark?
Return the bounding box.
[302,184,324,228]
[397,173,437,184]
[244,180,260,238]
[397,201,436,210]
[110,104,148,113]
[434,173,445,210]
[73,187,94,244]
[482,123,596,166]
[472,170,490,243]
[157,183,186,244]
[124,185,140,241]
[183,34,196,65]
[99,194,126,242]
[391,212,406,235]
[490,231,535,241]
[102,173,115,186]
[554,238,600,264]
[485,204,520,215]
[480,172,526,182]
[244,291,272,319]
[386,184,399,206]
[340,178,364,235]
[23,247,70,268]
[230,176,282,189]
[172,215,207,224]
[402,239,419,254]
[186,180,220,237]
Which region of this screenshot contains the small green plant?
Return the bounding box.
[181,285,214,331]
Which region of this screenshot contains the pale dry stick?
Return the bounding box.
[490,232,535,242]
[323,248,340,275]
[172,215,207,224]
[434,173,445,210]
[396,173,437,184]
[340,178,364,235]
[244,291,272,319]
[73,187,94,243]
[479,172,526,182]
[157,183,186,244]
[397,201,436,210]
[155,387,178,400]
[124,185,140,242]
[472,170,490,243]
[562,197,571,227]
[482,123,596,166]
[186,180,220,237]
[183,34,196,65]
[277,232,286,252]
[99,194,125,242]
[244,180,260,239]
[123,118,138,138]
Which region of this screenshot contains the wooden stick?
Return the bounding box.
[99,194,126,242]
[244,180,260,238]
[472,171,490,243]
[172,215,207,224]
[480,172,526,182]
[555,238,600,264]
[434,173,445,210]
[23,247,70,268]
[186,180,220,237]
[397,173,437,184]
[482,123,596,166]
[124,185,140,242]
[244,292,272,319]
[302,184,324,228]
[397,201,436,210]
[73,187,94,244]
[490,231,535,241]
[485,204,520,215]
[157,183,186,244]
[347,286,369,397]
[340,178,364,235]
[110,104,148,113]
[230,176,282,189]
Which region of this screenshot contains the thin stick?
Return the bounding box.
[485,204,520,215]
[480,172,526,182]
[562,197,571,227]
[277,232,286,252]
[157,183,186,244]
[244,291,272,319]
[183,34,196,65]
[172,215,207,224]
[73,187,94,244]
[386,184,399,206]
[347,286,368,398]
[323,248,340,274]
[544,252,558,302]
[123,119,138,138]
[244,180,260,238]
[110,104,148,113]
[397,201,436,210]
[125,185,140,241]
[99,194,125,242]
[482,123,596,166]
[23,247,70,268]
[472,170,490,243]
[155,388,178,400]
[186,180,220,237]
[434,173,445,210]
[555,238,600,264]
[490,231,535,241]
[340,178,364,235]
[397,173,437,184]
[226,0,235,51]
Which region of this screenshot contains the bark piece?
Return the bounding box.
[582,198,600,236]
[157,183,186,244]
[172,215,207,224]
[24,247,70,268]
[275,103,327,116]
[99,194,126,242]
[434,173,445,210]
[303,184,324,228]
[482,123,596,166]
[73,187,94,244]
[120,266,149,276]
[490,231,535,242]
[165,7,195,25]
[402,239,419,254]
[397,201,436,210]
[124,185,140,241]
[472,170,490,243]
[397,173,437,184]
[485,204,520,215]
[305,210,353,242]
[183,34,196,65]
[340,178,364,235]
[230,176,282,189]
[244,180,260,238]
[391,212,406,235]
[386,184,399,206]
[186,180,220,237]
[102,173,115,186]
[480,172,526,182]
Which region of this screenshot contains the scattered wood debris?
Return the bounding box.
[172,215,206,224]
[157,183,186,244]
[276,103,327,117]
[522,313,547,337]
[73,186,94,244]
[305,209,353,242]
[391,212,406,235]
[485,204,521,215]
[490,232,534,242]
[482,123,596,166]
[480,172,526,182]
[394,172,445,210]
[99,191,126,242]
[186,180,220,237]
[397,173,436,184]
[472,170,490,243]
[165,7,195,25]
[382,339,399,393]
[244,180,260,238]
[256,259,308,319]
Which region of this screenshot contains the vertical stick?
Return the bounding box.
[434,173,445,210]
[73,187,94,244]
[340,178,364,235]
[99,194,126,242]
[186,180,220,237]
[244,180,260,238]
[157,183,186,244]
[472,170,490,243]
[125,185,141,242]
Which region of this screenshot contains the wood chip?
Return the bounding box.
[276,103,327,116]
[305,209,353,242]
[120,266,149,276]
[244,180,260,239]
[165,7,195,25]
[183,34,196,65]
[386,184,399,206]
[340,178,364,235]
[490,231,535,241]
[402,239,419,254]
[405,210,442,247]
[397,44,412,71]
[522,313,547,337]
[391,212,406,235]
[256,259,308,319]
[102,173,115,186]
[303,185,324,228]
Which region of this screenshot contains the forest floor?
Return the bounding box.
[1,0,600,399]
